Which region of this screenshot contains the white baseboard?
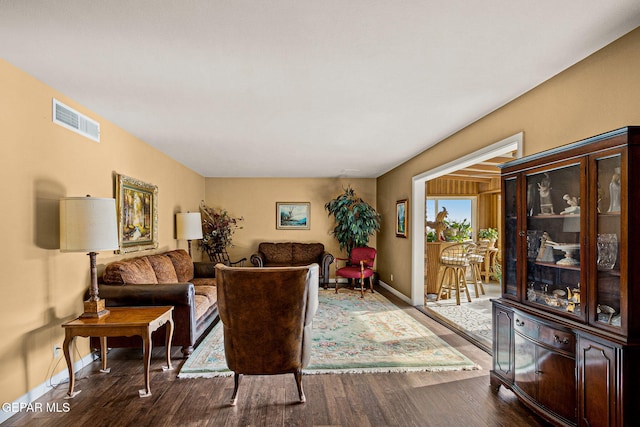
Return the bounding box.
[377,280,412,304]
[0,352,95,424]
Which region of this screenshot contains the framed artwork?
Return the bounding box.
[276,202,310,230]
[115,173,158,253]
[396,199,408,238]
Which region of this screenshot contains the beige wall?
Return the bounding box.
[203,178,377,265]
[0,59,206,404]
[377,27,640,298]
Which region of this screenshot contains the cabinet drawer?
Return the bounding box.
[514,314,539,340]
[514,313,575,355]
[538,326,575,354]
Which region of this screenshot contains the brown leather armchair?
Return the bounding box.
[215,263,319,406]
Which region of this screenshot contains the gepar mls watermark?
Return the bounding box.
[2,402,70,414]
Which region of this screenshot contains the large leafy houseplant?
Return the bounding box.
[324,187,381,256]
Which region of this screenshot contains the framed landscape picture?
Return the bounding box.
[396,199,408,238]
[115,173,158,253]
[276,202,310,230]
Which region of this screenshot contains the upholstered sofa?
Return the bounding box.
[250,242,333,288]
[94,249,218,356]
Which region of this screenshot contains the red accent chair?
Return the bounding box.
[335,246,377,298]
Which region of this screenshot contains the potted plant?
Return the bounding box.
[444,218,472,242]
[198,201,244,262]
[493,261,502,284]
[325,186,381,256]
[478,227,499,246]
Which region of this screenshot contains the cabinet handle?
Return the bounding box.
[519,231,526,237]
[554,335,570,345]
[515,319,525,327]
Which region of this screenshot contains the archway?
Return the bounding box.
[409,133,523,305]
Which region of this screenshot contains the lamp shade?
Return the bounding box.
[60,197,119,252]
[176,212,203,240]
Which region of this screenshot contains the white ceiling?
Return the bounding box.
[2,1,640,178]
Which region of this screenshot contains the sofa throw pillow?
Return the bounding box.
[147,254,179,283]
[103,257,159,285]
[166,249,195,282]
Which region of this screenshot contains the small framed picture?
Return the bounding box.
[396,199,408,238]
[276,202,310,230]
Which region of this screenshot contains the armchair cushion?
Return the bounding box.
[335,265,375,279]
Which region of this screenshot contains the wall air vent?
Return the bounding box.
[52,98,100,142]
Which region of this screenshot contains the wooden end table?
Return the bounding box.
[61,306,174,398]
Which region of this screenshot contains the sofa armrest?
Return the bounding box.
[194,262,216,278]
[97,283,195,307]
[321,251,334,268]
[320,252,334,285]
[305,264,320,324]
[250,252,265,267]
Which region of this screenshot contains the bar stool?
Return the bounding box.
[436,242,474,305]
[468,241,487,298]
[477,239,499,283]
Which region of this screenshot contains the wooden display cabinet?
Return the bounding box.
[490,127,640,427]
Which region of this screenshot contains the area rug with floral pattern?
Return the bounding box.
[178,289,479,378]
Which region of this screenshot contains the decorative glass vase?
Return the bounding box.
[597,233,618,270]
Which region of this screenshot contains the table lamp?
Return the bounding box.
[176,212,203,257]
[60,196,119,318]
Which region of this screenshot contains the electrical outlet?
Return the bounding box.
[53,345,61,358]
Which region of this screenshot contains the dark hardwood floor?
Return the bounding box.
[3,290,550,426]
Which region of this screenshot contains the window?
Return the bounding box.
[426,197,477,241]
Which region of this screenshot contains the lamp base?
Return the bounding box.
[81,298,110,318]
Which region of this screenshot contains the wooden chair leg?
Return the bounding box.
[454,267,462,305]
[461,268,472,303]
[369,276,374,294]
[230,373,241,406]
[474,264,485,295]
[294,369,306,403]
[435,267,449,301]
[469,264,480,298]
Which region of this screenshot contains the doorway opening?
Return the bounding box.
[409,133,521,352]
[410,133,522,306]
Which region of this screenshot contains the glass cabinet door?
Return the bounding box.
[502,176,518,298]
[594,153,622,329]
[523,163,584,319]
